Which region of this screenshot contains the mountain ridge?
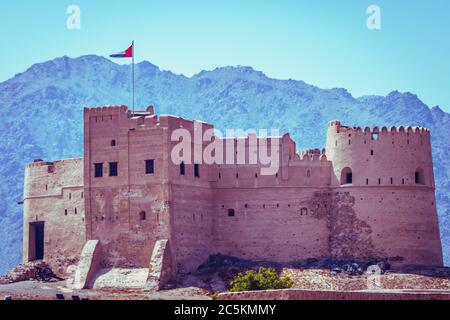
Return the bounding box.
[0,55,449,275]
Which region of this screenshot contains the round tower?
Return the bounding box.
[325,120,443,268]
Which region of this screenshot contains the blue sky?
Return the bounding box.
[1,0,449,111]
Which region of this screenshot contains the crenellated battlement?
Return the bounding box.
[328,120,430,137]
[84,105,128,115]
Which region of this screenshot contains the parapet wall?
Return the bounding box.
[218,289,450,300]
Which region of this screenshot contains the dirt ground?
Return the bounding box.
[0,280,210,300]
[2,266,450,300]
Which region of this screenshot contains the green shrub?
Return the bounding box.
[210,291,220,300]
[229,267,294,292]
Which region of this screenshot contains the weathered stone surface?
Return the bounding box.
[0,261,47,284]
[71,240,101,290]
[145,239,175,291]
[92,267,149,289]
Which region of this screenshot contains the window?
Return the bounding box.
[180,162,185,176]
[300,208,308,216]
[390,177,393,185]
[139,211,146,221]
[94,163,103,178]
[194,164,200,177]
[109,162,118,177]
[366,178,369,185]
[111,140,116,147]
[228,209,235,217]
[307,170,311,178]
[340,167,353,185]
[415,168,425,185]
[145,160,154,174]
[370,150,374,156]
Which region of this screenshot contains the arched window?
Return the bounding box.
[415,167,425,185]
[340,167,353,185]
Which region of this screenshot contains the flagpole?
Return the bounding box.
[132,40,135,114]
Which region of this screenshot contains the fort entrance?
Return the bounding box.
[28,222,44,261]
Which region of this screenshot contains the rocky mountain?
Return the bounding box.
[0,55,449,275]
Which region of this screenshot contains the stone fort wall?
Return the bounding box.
[22,106,444,278]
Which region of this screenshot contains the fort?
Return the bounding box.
[22,105,443,290]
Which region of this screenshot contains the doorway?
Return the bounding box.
[29,222,44,261]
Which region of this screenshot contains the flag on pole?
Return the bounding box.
[110,44,133,58]
[110,42,135,111]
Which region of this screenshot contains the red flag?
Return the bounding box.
[110,44,133,58]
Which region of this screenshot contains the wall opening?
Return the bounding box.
[139,211,146,221]
[415,168,425,185]
[340,167,353,185]
[111,139,116,147]
[228,209,235,217]
[145,159,154,174]
[94,163,103,178]
[109,162,118,177]
[372,133,379,141]
[194,164,200,177]
[300,208,308,216]
[180,162,185,176]
[28,222,44,261]
[370,150,374,156]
